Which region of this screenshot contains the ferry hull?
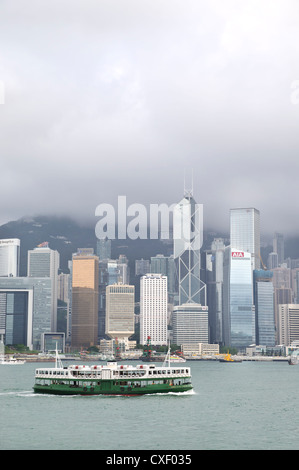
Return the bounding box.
[33,382,193,396]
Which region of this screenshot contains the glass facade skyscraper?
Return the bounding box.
[253,270,275,346]
[71,252,99,349]
[230,208,260,270]
[173,192,205,305]
[27,244,60,332]
[223,247,255,348]
[0,276,52,350]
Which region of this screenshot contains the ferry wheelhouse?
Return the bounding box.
[33,350,193,396]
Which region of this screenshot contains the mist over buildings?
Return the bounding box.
[0,0,298,237]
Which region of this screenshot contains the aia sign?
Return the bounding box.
[232,251,244,258]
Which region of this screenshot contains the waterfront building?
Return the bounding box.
[173,190,206,305]
[71,251,99,349]
[230,208,260,270]
[181,342,219,356]
[172,303,209,345]
[105,284,135,346]
[0,276,52,350]
[42,332,65,353]
[253,270,275,346]
[27,243,60,332]
[223,247,255,349]
[277,304,299,346]
[0,239,20,277]
[140,274,167,345]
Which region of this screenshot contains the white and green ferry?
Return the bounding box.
[33,349,193,396]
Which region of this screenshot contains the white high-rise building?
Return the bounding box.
[278,304,299,346]
[172,303,209,345]
[140,274,167,346]
[0,239,20,277]
[27,243,60,331]
[230,208,260,270]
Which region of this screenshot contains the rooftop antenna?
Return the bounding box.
[184,168,194,198]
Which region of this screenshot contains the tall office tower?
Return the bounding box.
[57,273,70,303]
[0,276,52,350]
[135,258,150,276]
[267,252,278,270]
[150,254,176,294]
[0,239,20,277]
[230,208,260,270]
[173,190,205,305]
[140,274,167,346]
[223,247,255,349]
[96,238,111,260]
[98,255,130,339]
[278,304,299,346]
[71,252,99,349]
[27,243,60,331]
[105,284,135,346]
[273,232,284,266]
[253,270,275,346]
[172,303,208,345]
[206,238,225,344]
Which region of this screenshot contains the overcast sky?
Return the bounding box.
[0,0,299,238]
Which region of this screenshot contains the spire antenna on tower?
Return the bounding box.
[184,168,194,198]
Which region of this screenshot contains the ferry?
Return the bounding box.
[33,348,193,396]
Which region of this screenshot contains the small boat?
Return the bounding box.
[140,336,165,362]
[33,346,193,396]
[169,354,186,363]
[0,356,26,365]
[219,353,242,363]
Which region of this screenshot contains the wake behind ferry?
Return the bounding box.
[33,348,193,396]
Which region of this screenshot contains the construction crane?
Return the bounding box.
[259,253,267,270]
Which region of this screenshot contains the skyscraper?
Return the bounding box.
[140,274,167,345]
[230,208,260,270]
[105,284,135,345]
[172,303,209,345]
[0,276,52,350]
[206,238,225,344]
[273,232,284,266]
[0,239,20,277]
[96,238,111,261]
[173,190,205,305]
[71,252,99,349]
[223,247,255,348]
[27,243,60,331]
[253,270,275,346]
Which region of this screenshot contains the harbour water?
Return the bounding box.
[1,359,299,450]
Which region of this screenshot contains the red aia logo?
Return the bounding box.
[232,251,244,258]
